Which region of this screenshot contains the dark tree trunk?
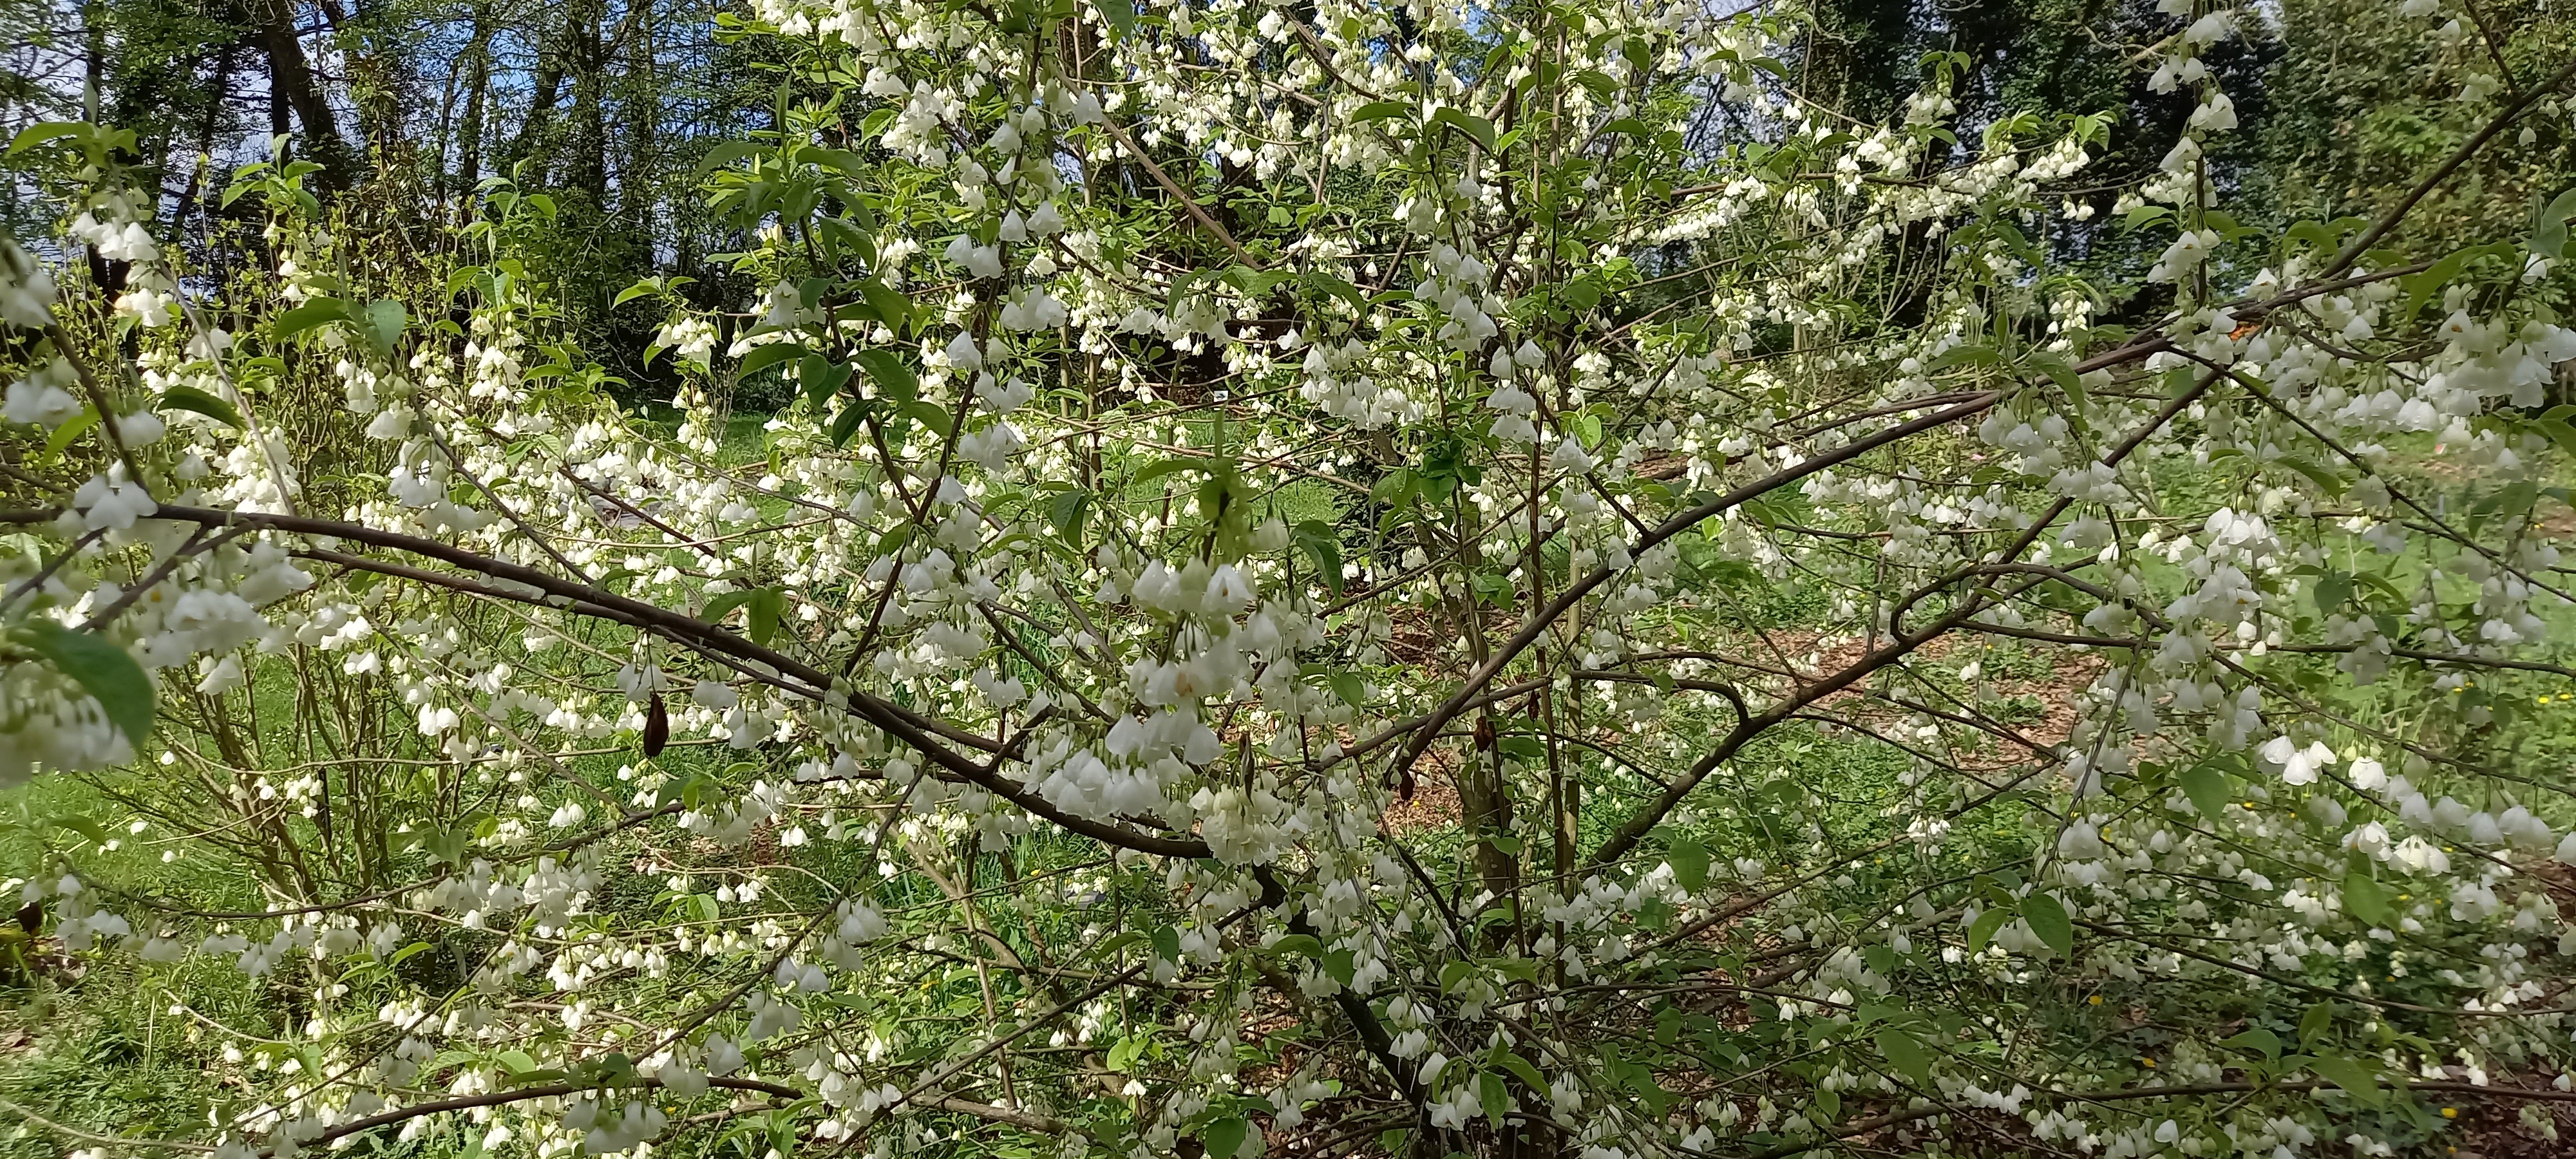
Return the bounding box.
[250,0,356,184]
[457,3,493,201]
[567,0,607,200]
[506,17,572,179]
[178,44,240,235]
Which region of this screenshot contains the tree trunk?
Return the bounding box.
[616,0,656,219]
[505,17,571,179]
[456,3,493,203]
[178,44,240,236]
[249,0,355,183]
[565,0,607,200]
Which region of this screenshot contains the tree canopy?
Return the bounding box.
[3,1,2576,1158]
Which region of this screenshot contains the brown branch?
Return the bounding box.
[2324,54,2576,278]
[0,504,1215,862]
[1089,115,1258,267]
[1378,388,2025,782]
[267,1076,803,1158]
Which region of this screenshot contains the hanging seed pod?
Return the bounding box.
[643,690,669,758]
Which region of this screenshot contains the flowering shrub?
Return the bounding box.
[5,3,2576,1159]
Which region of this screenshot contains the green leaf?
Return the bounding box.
[48,815,109,846]
[2031,354,2087,415]
[1098,0,1137,41]
[155,384,243,429]
[2307,1055,2382,1104]
[829,402,869,448]
[702,588,762,626]
[2400,247,2476,325]
[1328,672,1367,708]
[817,216,876,264]
[2275,455,2347,496]
[800,355,854,408]
[898,399,951,438]
[1478,1069,1508,1126]
[1047,490,1091,543]
[1294,520,1343,596]
[850,348,918,403]
[8,122,87,155]
[1105,1035,1146,1072]
[1877,1028,1934,1088]
[2343,871,2391,927]
[444,267,487,301]
[694,140,762,176]
[860,281,913,332]
[1965,907,2011,953]
[2312,572,2354,615]
[44,409,98,455]
[1220,265,1295,297]
[1739,489,1813,530]
[1665,839,1710,892]
[1350,100,1414,124]
[746,587,787,647]
[736,342,804,377]
[2532,188,2576,259]
[2222,1027,2284,1061]
[2019,892,2073,957]
[2179,763,2233,821]
[1490,1048,1549,1097]
[1269,934,1324,958]
[612,279,661,308]
[14,619,153,748]
[1430,108,1498,152]
[272,299,354,343]
[2298,1001,2334,1048]
[1131,457,1205,488]
[362,299,408,353]
[1201,1117,1249,1159]
[1303,272,1370,311]
[422,824,475,865]
[2122,203,2174,231]
[1151,925,1181,963]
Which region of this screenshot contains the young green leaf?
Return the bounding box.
[2019,892,2073,957]
[155,384,244,428]
[2178,763,2233,821]
[1201,1117,1250,1159]
[1665,838,1710,893]
[17,619,153,747]
[1877,1028,1935,1088]
[850,348,918,403]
